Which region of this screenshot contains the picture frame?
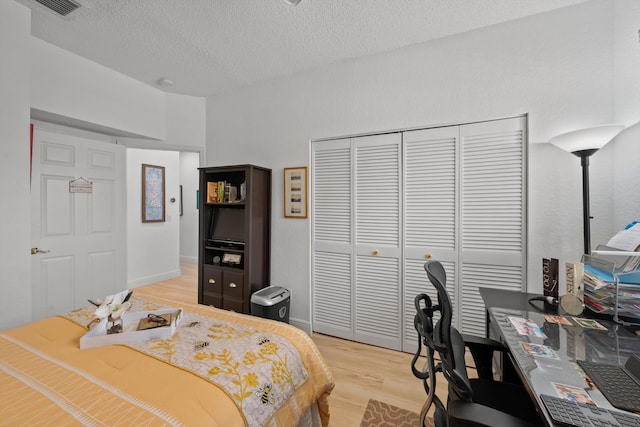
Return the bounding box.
[284,166,308,218]
[142,164,165,222]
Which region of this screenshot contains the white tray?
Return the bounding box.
[80,308,183,349]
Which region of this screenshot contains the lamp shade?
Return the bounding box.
[549,124,625,154]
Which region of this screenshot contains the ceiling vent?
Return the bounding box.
[34,0,80,16]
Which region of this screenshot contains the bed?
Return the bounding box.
[0,292,334,426]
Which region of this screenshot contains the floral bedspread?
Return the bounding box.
[62,296,310,427]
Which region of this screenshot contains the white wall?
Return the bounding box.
[611,0,640,232]
[0,1,31,330]
[31,38,165,140]
[528,0,640,294]
[613,1,640,126]
[165,93,206,148]
[611,124,640,229]
[180,152,200,263]
[126,148,181,287]
[205,0,629,330]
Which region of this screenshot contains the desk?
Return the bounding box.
[480,288,640,426]
[480,287,550,383]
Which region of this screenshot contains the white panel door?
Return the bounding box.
[459,117,527,336]
[312,138,353,339]
[402,126,459,352]
[31,129,126,320]
[353,133,402,350]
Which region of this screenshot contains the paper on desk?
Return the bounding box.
[607,223,640,251]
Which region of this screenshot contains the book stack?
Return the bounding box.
[207,181,241,203]
[207,181,227,203]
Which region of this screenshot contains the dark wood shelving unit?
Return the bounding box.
[198,164,271,314]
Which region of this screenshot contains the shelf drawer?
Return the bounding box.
[223,270,244,299]
[203,265,222,294]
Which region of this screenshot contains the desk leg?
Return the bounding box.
[486,308,522,384]
[485,308,489,339]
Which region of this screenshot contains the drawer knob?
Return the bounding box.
[229,282,237,288]
[372,250,379,255]
[209,279,216,284]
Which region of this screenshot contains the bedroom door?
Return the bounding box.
[30,128,126,320]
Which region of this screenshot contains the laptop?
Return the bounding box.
[577,354,640,413]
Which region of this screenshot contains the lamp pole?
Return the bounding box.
[573,149,598,256]
[550,124,625,257]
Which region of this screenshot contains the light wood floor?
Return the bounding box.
[137,263,447,426]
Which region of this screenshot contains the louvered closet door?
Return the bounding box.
[312,138,353,339]
[312,116,526,349]
[353,133,402,349]
[402,127,459,353]
[459,117,527,336]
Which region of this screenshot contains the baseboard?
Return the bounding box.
[180,256,198,264]
[290,317,312,335]
[128,269,181,288]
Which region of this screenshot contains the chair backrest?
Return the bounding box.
[412,276,446,425]
[424,260,475,402]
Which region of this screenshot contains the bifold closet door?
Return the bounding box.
[312,138,353,340]
[401,117,526,347]
[313,116,526,350]
[312,133,402,350]
[458,117,527,337]
[402,126,459,353]
[352,133,402,350]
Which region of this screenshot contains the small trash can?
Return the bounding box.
[251,286,290,323]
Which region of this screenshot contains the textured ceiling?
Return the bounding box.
[17,0,589,97]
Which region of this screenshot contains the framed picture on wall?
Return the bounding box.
[284,166,308,218]
[142,164,165,222]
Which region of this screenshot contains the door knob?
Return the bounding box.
[31,247,50,255]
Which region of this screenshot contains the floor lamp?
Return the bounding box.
[549,124,625,255]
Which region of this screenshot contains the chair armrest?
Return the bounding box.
[461,334,506,380]
[447,400,540,427]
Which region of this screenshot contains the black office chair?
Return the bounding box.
[412,260,542,427]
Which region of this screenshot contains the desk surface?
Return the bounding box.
[482,288,640,426]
